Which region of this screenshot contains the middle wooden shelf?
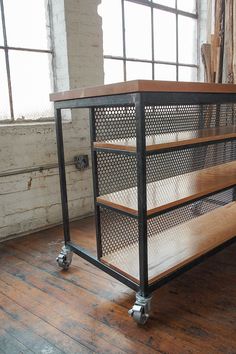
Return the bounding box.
[97,161,236,216]
[94,125,236,152]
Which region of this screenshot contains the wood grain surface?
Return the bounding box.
[94,125,236,152]
[97,161,236,216]
[50,80,236,101]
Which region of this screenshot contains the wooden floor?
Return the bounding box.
[0,216,236,353]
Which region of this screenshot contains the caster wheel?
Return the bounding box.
[128,293,152,325]
[128,305,149,325]
[56,245,73,270]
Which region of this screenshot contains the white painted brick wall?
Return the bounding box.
[0,0,103,240]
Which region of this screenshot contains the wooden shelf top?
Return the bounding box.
[94,125,236,152]
[101,202,236,284]
[50,80,236,102]
[97,161,236,216]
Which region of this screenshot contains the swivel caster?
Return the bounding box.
[128,293,152,325]
[56,245,73,270]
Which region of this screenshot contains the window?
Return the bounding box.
[0,0,53,123]
[99,0,198,84]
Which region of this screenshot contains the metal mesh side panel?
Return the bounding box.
[148,189,234,236]
[145,103,236,136]
[94,103,236,142]
[96,152,137,195]
[147,141,236,183]
[94,106,136,142]
[100,208,138,256]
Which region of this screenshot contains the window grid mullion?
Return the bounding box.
[116,0,198,83]
[121,0,127,81]
[0,0,14,120]
[151,2,154,80]
[176,0,179,81]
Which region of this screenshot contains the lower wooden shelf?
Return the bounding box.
[101,202,236,284]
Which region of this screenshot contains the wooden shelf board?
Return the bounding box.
[97,161,236,216]
[94,126,236,152]
[50,80,236,102]
[101,202,236,284]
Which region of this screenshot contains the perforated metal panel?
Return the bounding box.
[94,103,236,142]
[95,100,236,283]
[147,140,236,183]
[94,106,136,142]
[148,188,234,236]
[145,103,236,136]
[100,207,138,256]
[96,152,137,195]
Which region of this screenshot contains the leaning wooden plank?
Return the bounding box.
[223,0,233,83]
[201,43,212,83]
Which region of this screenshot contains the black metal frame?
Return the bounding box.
[54,90,236,299]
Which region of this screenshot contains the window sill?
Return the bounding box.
[0,119,72,128]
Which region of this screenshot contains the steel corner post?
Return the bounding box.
[55,108,71,244]
[89,107,102,259]
[135,93,149,297]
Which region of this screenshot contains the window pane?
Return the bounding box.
[126,61,152,80]
[155,64,176,81]
[0,50,10,120]
[0,4,3,45]
[177,0,196,14]
[125,2,152,60]
[154,10,176,62]
[178,16,197,64]
[179,66,197,81]
[104,59,124,84]
[100,0,123,56]
[153,0,175,8]
[9,51,53,120]
[4,0,48,49]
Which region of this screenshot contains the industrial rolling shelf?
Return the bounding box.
[50,80,236,325]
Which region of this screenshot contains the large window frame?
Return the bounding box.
[103,0,199,83]
[0,0,53,123]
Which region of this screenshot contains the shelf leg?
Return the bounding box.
[89,107,102,259]
[128,292,152,325]
[55,108,72,265]
[135,93,148,297]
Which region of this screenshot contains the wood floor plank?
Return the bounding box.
[0,328,34,354]
[0,293,90,354]
[0,247,200,354]
[0,216,236,353]
[0,276,127,354]
[0,257,159,354]
[0,307,65,354]
[0,260,161,354]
